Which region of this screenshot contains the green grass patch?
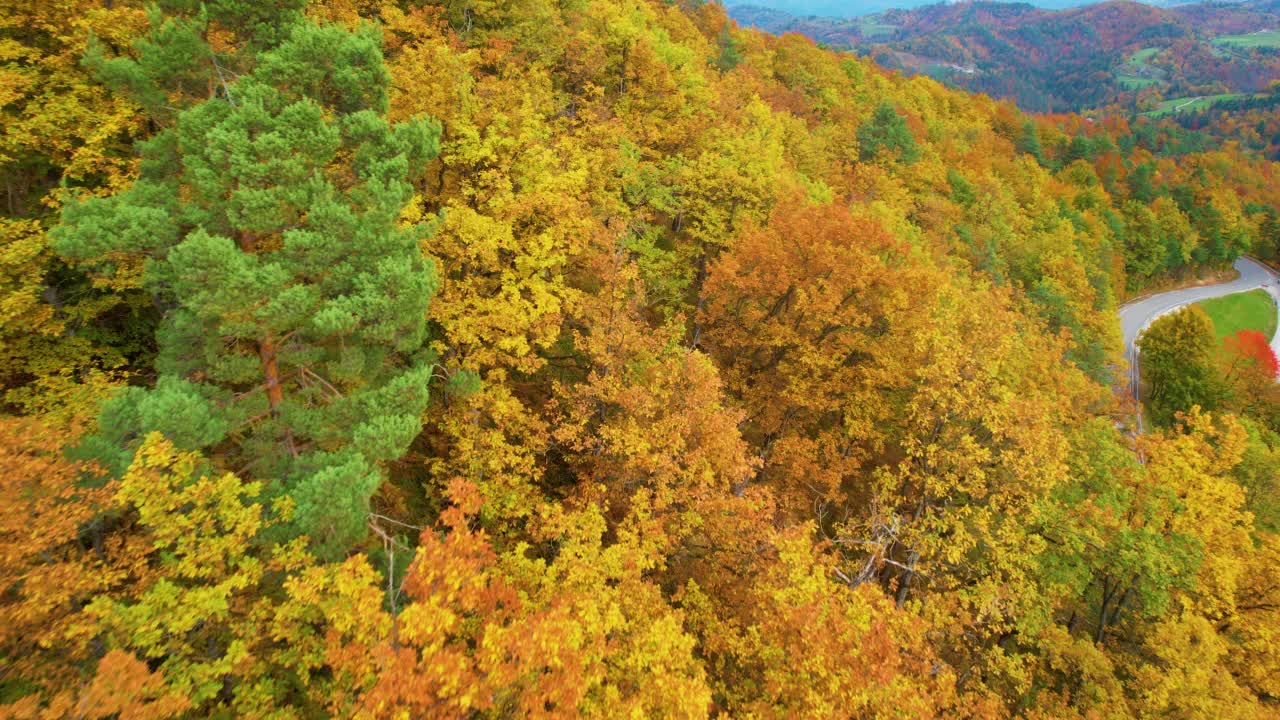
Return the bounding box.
[1194,289,1277,342]
[1213,30,1280,49]
[1114,47,1166,91]
[1145,93,1248,117]
[1129,46,1160,63]
[856,18,898,39]
[1116,74,1158,89]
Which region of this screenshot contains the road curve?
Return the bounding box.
[1119,256,1280,430]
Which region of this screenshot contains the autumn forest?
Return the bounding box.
[3,0,1280,717]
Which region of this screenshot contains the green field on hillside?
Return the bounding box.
[857,18,899,39]
[1146,93,1249,117]
[1129,47,1160,63]
[1117,75,1158,89]
[1195,289,1278,342]
[1115,47,1165,91]
[1213,30,1280,49]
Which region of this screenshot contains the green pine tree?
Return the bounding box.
[1064,135,1092,164]
[1016,120,1044,165]
[857,102,920,164]
[86,0,309,124]
[1128,162,1157,204]
[54,11,441,557]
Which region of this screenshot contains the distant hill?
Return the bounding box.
[737,0,1251,13]
[730,0,1280,112]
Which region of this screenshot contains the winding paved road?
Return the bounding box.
[1119,256,1280,431]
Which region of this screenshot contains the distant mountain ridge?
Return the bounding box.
[729,0,1280,112]
[734,0,1255,16]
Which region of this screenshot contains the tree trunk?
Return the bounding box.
[237,231,292,452]
[258,334,285,412]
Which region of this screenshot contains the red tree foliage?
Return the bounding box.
[1225,329,1279,379]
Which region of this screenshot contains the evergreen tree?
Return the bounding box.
[714,26,743,72]
[85,0,309,124]
[54,12,441,556]
[857,102,920,164]
[1128,161,1157,204]
[1016,120,1044,164]
[1065,134,1092,164]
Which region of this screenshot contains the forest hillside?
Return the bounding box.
[731,0,1280,113]
[2,0,1280,717]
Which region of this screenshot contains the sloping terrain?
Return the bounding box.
[3,0,1280,716]
[731,0,1280,111]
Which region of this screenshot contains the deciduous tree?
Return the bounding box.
[1139,306,1222,426]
